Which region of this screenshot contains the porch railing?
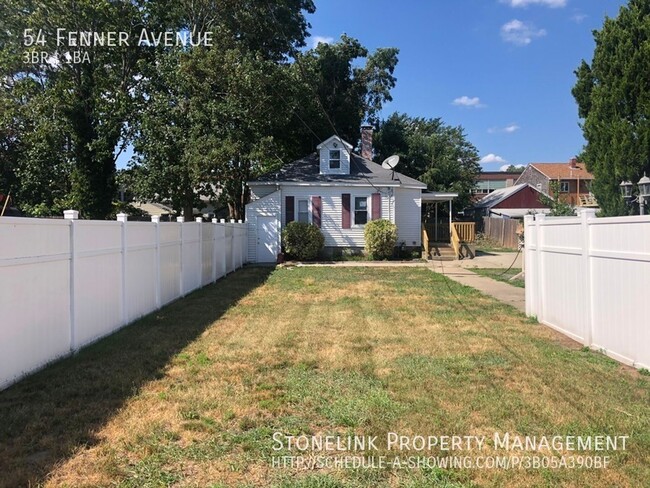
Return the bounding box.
[450,222,461,259]
[421,224,429,258]
[452,222,475,243]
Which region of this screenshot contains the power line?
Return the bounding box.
[432,257,601,423]
[263,1,389,195]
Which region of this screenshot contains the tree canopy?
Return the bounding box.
[572,0,650,216]
[0,0,156,218]
[373,113,480,211]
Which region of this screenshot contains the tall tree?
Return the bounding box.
[572,0,650,216]
[0,0,155,218]
[129,0,315,220]
[374,113,480,211]
[283,35,399,158]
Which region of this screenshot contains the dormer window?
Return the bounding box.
[317,135,352,175]
[329,149,341,169]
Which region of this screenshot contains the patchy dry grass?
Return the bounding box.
[0,266,648,487]
[468,268,525,288]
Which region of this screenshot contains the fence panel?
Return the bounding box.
[201,223,214,286]
[159,222,182,306]
[215,223,226,279]
[73,221,123,348]
[225,225,234,274]
[0,214,248,390]
[483,217,519,249]
[0,218,72,390]
[125,222,157,322]
[525,211,650,369]
[181,222,202,295]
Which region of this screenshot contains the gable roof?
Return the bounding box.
[528,162,593,180]
[474,183,548,209]
[248,152,427,189]
[316,135,353,150]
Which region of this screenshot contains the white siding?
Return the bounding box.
[394,188,422,247]
[245,190,281,262]
[281,186,393,248]
[318,138,351,175]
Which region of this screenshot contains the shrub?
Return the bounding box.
[364,219,398,260]
[282,222,325,261]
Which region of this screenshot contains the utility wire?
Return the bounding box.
[265,2,605,424]
[264,1,390,196]
[433,256,602,423]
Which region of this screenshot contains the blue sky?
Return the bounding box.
[304,0,627,170]
[117,0,627,171]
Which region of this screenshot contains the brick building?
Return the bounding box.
[515,159,595,207]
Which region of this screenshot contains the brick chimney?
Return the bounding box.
[361,125,373,160]
[569,158,578,168]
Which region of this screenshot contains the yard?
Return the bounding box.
[0,266,648,487]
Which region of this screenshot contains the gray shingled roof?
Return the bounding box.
[249,152,427,189]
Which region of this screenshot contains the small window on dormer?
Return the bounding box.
[329,149,341,169]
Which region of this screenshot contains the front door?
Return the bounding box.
[256,216,279,263]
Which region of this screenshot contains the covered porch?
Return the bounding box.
[421,192,475,260]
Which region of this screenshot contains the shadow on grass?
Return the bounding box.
[0,266,273,488]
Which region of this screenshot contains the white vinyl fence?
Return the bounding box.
[525,210,650,369]
[0,211,248,390]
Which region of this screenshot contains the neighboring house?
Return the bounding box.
[516,159,596,207]
[473,183,551,218]
[472,170,522,202]
[245,129,437,262]
[131,202,176,220]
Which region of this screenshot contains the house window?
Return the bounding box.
[559,181,570,193]
[354,196,368,226]
[329,149,341,169]
[297,199,309,223]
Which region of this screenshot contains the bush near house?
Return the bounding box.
[365,219,398,260]
[282,222,325,261]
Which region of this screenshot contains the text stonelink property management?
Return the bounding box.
[272,432,629,453]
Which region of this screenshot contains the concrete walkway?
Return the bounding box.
[429,252,526,313]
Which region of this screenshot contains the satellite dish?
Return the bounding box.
[382,155,400,169]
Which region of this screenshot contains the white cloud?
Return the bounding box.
[501,0,566,8]
[501,19,547,46]
[480,154,508,164]
[311,35,334,48]
[488,124,520,134]
[499,164,525,171]
[453,96,485,108]
[571,13,587,23]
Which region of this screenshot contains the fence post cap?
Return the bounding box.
[212,218,218,223]
[116,213,128,223]
[230,218,236,223]
[535,213,546,221]
[177,216,185,223]
[580,208,597,219]
[220,218,226,223]
[238,219,243,224]
[63,209,79,220]
[524,215,535,223]
[151,215,161,223]
[195,217,203,223]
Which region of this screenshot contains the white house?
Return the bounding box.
[245,130,449,262]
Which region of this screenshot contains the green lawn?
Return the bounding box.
[468,268,525,288]
[0,267,647,487]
